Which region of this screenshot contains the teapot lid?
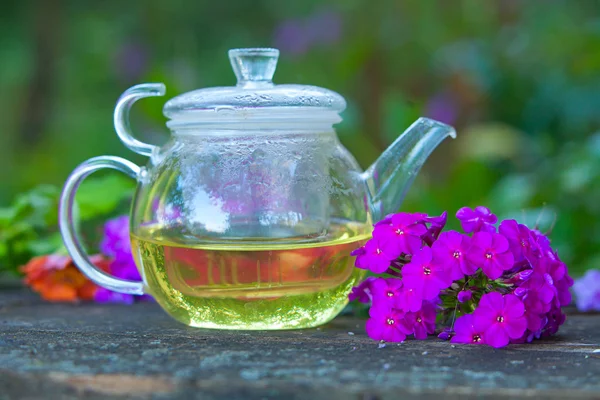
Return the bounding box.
[163,48,346,128]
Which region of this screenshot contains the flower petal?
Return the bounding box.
[485,323,510,348]
[527,312,543,331]
[422,282,443,300]
[387,328,407,343]
[365,317,384,340]
[456,207,477,220]
[451,333,473,344]
[479,292,504,312]
[467,249,487,270]
[473,308,498,331]
[495,251,515,271]
[482,261,503,280]
[505,315,528,339]
[444,231,463,248]
[460,258,479,275]
[399,287,423,312]
[413,247,433,264]
[403,235,424,254]
[503,294,525,318]
[448,260,466,280]
[475,206,496,221]
[453,313,474,333]
[369,303,392,318]
[413,323,428,340]
[371,256,393,274]
[472,232,493,249]
[369,278,387,293]
[492,233,510,253]
[499,219,518,239]
[406,223,428,236]
[431,274,451,292]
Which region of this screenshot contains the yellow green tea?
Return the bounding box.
[131,221,369,329]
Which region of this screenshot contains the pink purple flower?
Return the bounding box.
[473,293,527,348]
[456,206,497,233]
[94,288,135,304]
[573,269,600,312]
[100,216,133,263]
[450,314,485,345]
[520,287,552,315]
[524,310,544,333]
[365,305,410,342]
[513,255,572,341]
[555,272,574,307]
[402,247,451,300]
[541,303,566,337]
[422,211,448,246]
[396,286,424,313]
[97,215,149,304]
[432,230,474,280]
[498,219,536,262]
[370,278,403,309]
[520,257,563,308]
[531,229,554,260]
[457,289,472,303]
[437,328,452,341]
[349,207,572,348]
[373,212,427,255]
[402,301,437,339]
[351,236,398,274]
[348,276,377,303]
[467,232,514,280]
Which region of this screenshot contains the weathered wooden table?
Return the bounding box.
[1,288,598,400]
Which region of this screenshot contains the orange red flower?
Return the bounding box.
[20,254,110,302]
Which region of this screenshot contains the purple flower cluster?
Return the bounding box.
[573,269,600,312]
[350,206,574,348]
[97,215,151,304]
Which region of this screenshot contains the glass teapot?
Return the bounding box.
[59,48,455,330]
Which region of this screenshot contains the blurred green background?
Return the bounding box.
[1,0,599,275]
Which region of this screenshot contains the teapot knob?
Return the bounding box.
[228,48,279,87]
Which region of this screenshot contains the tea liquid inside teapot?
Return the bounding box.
[132,219,369,329]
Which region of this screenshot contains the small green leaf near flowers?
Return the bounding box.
[0,175,134,276]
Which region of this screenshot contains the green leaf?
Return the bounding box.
[0,241,7,260]
[27,232,65,256]
[0,221,35,242]
[75,174,135,220]
[11,185,60,227]
[0,207,14,225]
[0,175,133,275]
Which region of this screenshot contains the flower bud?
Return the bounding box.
[457,290,472,303]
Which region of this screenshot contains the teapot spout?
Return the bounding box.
[362,117,456,222]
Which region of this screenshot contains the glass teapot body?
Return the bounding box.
[59,49,371,329]
[128,125,370,329]
[59,48,455,330]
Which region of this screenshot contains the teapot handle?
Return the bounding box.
[114,83,166,157]
[58,156,145,295]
